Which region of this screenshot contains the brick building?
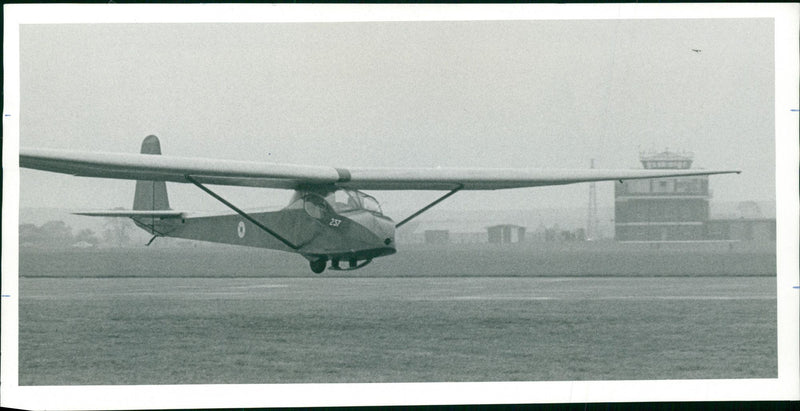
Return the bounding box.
[615,151,710,241]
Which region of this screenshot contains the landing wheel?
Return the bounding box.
[310,259,326,274]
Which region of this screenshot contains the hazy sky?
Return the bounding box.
[17,18,775,216]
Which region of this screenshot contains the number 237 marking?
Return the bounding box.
[329,218,342,227]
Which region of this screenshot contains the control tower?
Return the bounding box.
[615,151,710,241]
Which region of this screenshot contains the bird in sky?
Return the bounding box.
[691,48,702,53]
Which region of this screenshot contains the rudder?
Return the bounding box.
[133,135,170,210]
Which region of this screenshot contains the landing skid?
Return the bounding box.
[309,258,373,273]
[329,259,373,271]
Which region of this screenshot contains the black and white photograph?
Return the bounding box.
[2,3,798,409]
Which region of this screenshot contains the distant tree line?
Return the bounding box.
[544,227,587,242]
[19,218,134,248]
[531,224,588,242]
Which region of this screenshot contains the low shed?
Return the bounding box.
[487,224,526,244]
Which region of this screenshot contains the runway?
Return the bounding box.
[21,276,775,301]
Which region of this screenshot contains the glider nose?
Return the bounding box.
[375,217,396,251]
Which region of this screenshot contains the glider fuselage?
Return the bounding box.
[132,187,396,272]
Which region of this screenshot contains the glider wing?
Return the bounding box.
[20,147,740,191]
[340,166,740,190]
[21,148,341,189]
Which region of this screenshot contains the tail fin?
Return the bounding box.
[133,135,171,211]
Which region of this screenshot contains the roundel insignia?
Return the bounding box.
[237,221,246,238]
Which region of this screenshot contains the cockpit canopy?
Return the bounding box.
[324,189,383,214]
[289,188,383,216]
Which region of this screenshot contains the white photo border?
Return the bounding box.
[2,3,798,409]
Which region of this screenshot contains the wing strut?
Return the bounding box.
[185,175,300,250]
[395,185,463,228]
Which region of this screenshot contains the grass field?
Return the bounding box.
[17,245,777,385]
[19,242,777,278]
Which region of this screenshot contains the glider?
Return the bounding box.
[20,135,740,273]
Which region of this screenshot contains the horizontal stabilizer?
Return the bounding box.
[73,210,185,218]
